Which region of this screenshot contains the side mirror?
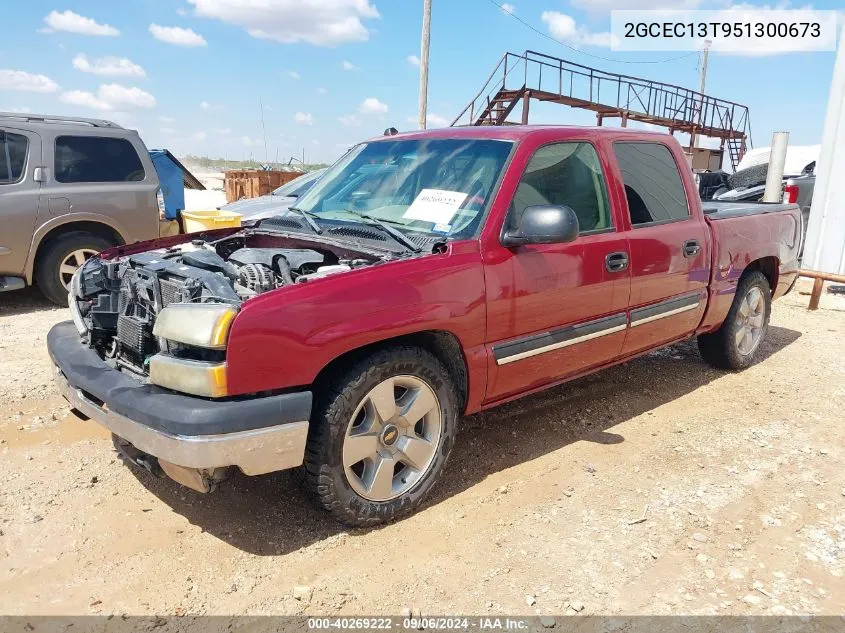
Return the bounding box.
[502,205,579,247]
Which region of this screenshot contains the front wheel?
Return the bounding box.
[303,346,458,526]
[697,270,772,370]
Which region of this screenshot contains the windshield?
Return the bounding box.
[271,169,323,197]
[293,138,513,238]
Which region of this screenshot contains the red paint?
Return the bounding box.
[223,126,801,413]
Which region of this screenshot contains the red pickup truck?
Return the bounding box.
[49,126,801,525]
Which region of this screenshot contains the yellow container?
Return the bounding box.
[181,209,242,233]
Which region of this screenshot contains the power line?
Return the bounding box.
[486,0,698,65]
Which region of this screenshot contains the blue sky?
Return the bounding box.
[1,0,841,164]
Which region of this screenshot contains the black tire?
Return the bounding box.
[35,231,114,305]
[303,346,459,527]
[727,163,769,190]
[697,270,772,370]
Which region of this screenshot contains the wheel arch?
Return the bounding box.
[26,216,128,283]
[312,330,470,414]
[743,256,779,295]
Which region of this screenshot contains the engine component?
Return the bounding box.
[238,263,277,294]
[296,264,352,283]
[227,247,324,272]
[180,249,239,279]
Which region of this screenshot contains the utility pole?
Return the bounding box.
[417,0,432,130]
[694,39,711,148]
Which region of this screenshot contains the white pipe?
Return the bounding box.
[762,131,789,203]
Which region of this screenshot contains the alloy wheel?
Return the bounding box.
[342,375,442,502]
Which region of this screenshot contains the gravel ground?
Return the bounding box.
[1,280,843,617]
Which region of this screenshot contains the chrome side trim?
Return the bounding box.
[55,367,308,476]
[629,302,700,327]
[496,319,628,366]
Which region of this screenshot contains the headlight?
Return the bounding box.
[149,354,227,398]
[153,303,237,350]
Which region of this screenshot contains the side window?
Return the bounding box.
[0,130,29,185]
[510,142,611,233]
[613,142,690,226]
[55,136,145,184]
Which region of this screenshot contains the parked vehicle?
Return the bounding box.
[49,126,801,526]
[221,168,325,220]
[0,113,160,304]
[783,167,815,254]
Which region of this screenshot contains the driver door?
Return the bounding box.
[482,141,631,403]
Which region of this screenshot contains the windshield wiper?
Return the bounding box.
[287,207,323,234]
[353,213,421,253]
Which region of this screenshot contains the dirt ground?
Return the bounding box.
[1,280,843,618]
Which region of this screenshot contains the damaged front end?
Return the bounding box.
[68,229,388,391]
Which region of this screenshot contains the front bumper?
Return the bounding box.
[48,321,312,480]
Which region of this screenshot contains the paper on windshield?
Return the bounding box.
[403,189,467,225]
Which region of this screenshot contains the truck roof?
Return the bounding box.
[369,124,671,144]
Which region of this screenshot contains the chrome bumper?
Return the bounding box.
[56,367,309,477]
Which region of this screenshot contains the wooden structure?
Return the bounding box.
[224,169,304,203]
[452,50,752,171]
[800,269,845,310]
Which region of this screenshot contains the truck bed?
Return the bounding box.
[701,200,798,219]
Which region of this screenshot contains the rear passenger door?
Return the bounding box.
[0,127,42,277]
[612,141,709,355]
[42,134,159,242]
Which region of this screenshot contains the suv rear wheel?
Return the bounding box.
[36,231,114,305]
[304,346,458,526]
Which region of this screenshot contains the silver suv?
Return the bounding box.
[0,112,160,304]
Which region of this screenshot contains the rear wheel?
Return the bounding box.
[697,270,771,370]
[36,231,114,304]
[303,346,458,526]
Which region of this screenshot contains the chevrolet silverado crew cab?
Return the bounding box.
[48,126,801,526]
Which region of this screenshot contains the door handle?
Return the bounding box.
[683,239,701,258]
[605,251,629,273]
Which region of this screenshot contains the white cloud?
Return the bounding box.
[407,54,420,66]
[187,0,380,46]
[341,60,358,71]
[160,127,177,135]
[8,106,33,113]
[0,70,59,93]
[59,83,157,111]
[288,70,301,79]
[359,97,388,114]
[242,136,262,146]
[294,112,314,125]
[193,131,207,141]
[500,3,515,14]
[149,24,207,47]
[214,127,232,134]
[60,90,111,110]
[541,11,619,48]
[200,101,211,110]
[318,87,327,94]
[41,10,119,36]
[427,113,450,127]
[72,54,146,78]
[159,115,176,123]
[338,114,360,126]
[99,84,156,108]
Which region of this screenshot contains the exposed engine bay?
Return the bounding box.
[70,232,384,376]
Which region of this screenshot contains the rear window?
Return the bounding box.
[55,136,145,184]
[613,142,690,225]
[0,130,28,185]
